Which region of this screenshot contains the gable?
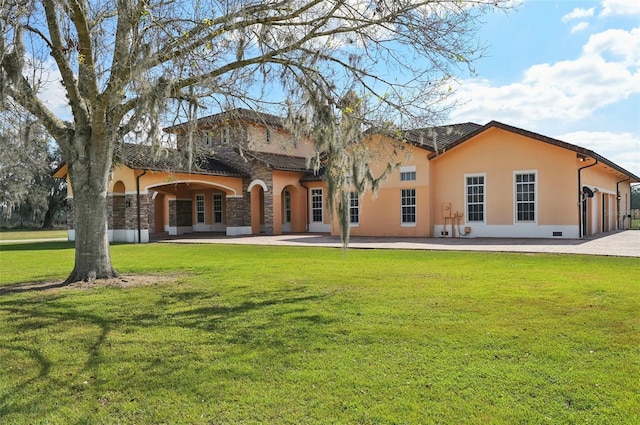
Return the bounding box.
[429,121,639,182]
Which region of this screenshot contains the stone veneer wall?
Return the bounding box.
[169,199,193,227]
[111,195,126,229]
[67,193,151,236]
[125,193,150,230]
[225,196,248,227]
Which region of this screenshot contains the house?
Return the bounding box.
[53,108,639,242]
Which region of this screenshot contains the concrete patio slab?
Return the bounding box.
[158,230,640,257]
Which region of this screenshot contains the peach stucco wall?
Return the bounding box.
[246,124,315,158]
[430,127,579,229]
[329,135,433,237]
[272,170,309,234]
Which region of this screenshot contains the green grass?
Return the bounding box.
[1,242,639,424]
[0,229,67,241]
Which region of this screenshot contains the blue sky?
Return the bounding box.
[34,0,638,175]
[448,0,640,175]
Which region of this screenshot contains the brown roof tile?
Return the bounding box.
[164,108,285,133]
[117,143,248,177]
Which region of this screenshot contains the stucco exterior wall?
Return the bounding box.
[430,127,580,238]
[272,171,310,234]
[328,135,432,237]
[580,162,636,233]
[246,123,315,158]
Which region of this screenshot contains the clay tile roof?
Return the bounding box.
[117,143,247,177]
[164,108,285,133]
[241,149,318,173]
[402,122,483,152]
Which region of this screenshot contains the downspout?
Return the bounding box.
[136,169,148,243]
[578,157,597,239]
[616,176,630,230]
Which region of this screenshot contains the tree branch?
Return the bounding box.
[42,0,89,127]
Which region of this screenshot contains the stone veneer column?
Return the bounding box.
[225,196,247,227]
[111,195,126,230]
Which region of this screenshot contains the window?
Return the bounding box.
[515,172,536,222]
[401,189,416,225]
[284,191,292,223]
[213,194,223,223]
[265,128,271,144]
[400,171,416,181]
[206,132,214,147]
[221,127,229,144]
[400,166,417,181]
[466,175,485,222]
[311,189,323,222]
[196,194,205,223]
[349,192,359,225]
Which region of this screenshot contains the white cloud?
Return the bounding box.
[450,26,640,128]
[562,7,594,22]
[25,57,72,120]
[448,22,640,174]
[583,27,640,66]
[600,0,640,17]
[570,22,590,33]
[556,130,640,174]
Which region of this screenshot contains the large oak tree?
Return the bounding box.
[1,0,509,283]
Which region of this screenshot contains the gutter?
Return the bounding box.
[578,157,598,239]
[136,169,148,243]
[616,176,631,229]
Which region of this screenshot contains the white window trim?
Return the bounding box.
[514,170,538,224]
[400,165,417,182]
[311,188,323,223]
[464,173,487,224]
[195,194,206,224]
[213,193,223,224]
[283,190,292,223]
[221,127,230,144]
[400,188,417,227]
[349,192,360,227]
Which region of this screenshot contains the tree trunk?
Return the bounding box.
[63,142,118,284]
[41,209,54,229]
[65,186,118,283]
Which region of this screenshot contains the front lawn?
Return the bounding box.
[0,242,638,424]
[0,229,68,241]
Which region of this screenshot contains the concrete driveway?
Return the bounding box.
[158,230,640,257]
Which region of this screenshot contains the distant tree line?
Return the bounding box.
[0,112,67,229]
[632,185,640,210]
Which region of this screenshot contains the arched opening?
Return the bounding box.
[250,184,265,234]
[146,180,238,236]
[152,191,167,234]
[281,185,300,233]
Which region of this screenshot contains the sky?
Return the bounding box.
[32,0,639,176]
[447,0,640,176]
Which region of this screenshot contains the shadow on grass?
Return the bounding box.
[0,280,68,294]
[0,284,328,420]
